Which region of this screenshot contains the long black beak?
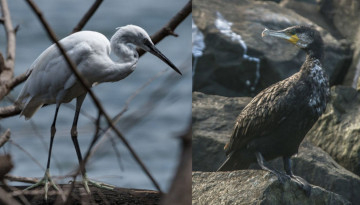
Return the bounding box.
[144,40,182,75]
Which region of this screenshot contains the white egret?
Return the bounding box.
[16,25,181,199]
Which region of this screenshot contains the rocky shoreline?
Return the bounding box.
[192,0,360,204]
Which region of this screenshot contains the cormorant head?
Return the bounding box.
[262,25,323,59]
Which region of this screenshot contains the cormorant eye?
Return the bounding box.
[288,30,296,35]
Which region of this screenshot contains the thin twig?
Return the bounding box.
[5,185,31,205]
[5,174,39,184]
[8,139,44,171]
[0,128,10,147]
[138,0,192,57]
[24,0,163,192]
[72,0,103,33]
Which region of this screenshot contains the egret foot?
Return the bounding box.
[75,174,115,194]
[24,169,59,201]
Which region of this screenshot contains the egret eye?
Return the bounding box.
[143,38,151,46]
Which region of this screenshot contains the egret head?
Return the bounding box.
[262,25,323,58]
[112,25,182,75]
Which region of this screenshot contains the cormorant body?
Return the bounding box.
[217,26,330,194]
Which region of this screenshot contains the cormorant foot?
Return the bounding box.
[268,169,290,184]
[290,175,311,196]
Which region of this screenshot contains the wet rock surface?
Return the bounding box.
[192,0,352,97]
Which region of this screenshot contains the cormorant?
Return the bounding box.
[217,26,330,195]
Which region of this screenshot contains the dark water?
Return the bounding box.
[0,0,191,191]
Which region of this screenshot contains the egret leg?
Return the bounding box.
[283,157,311,196]
[25,104,60,200]
[70,94,114,193]
[255,152,288,183]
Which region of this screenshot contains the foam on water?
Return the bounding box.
[215,11,260,91]
[192,19,205,77]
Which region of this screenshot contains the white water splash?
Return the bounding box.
[352,59,360,88]
[214,11,260,91]
[192,19,206,77]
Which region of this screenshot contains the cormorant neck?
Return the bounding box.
[305,55,321,65]
[304,41,323,62]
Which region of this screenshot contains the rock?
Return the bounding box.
[316,0,360,87]
[268,141,360,204]
[192,91,360,204]
[306,86,360,176]
[318,0,360,40]
[192,170,350,205]
[279,0,343,39]
[193,0,352,97]
[192,92,251,171]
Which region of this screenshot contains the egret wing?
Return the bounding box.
[17,34,98,118]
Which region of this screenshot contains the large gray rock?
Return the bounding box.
[318,0,360,40]
[193,0,352,97]
[192,171,350,205]
[192,92,251,171]
[269,141,360,204]
[316,0,360,87]
[306,86,360,176]
[279,0,343,39]
[192,91,360,204]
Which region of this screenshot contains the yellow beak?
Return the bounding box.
[288,34,299,44]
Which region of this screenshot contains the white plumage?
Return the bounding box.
[16,24,181,199]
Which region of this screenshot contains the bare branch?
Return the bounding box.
[0,0,16,70]
[5,175,38,184]
[0,0,17,101]
[160,127,191,205]
[72,0,103,33]
[0,187,21,205]
[0,52,5,74]
[0,104,21,118]
[138,0,192,57]
[0,128,10,147]
[0,71,28,103]
[0,154,13,180]
[25,0,162,193]
[8,71,28,89]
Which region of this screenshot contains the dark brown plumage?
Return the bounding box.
[217,26,330,195]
